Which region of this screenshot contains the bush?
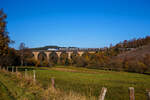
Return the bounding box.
[125,60,148,73]
[35,60,49,67]
[136,61,148,73]
[42,60,49,67]
[25,58,36,66]
[75,56,88,67]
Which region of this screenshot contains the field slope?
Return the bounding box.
[0,66,150,100]
[0,81,14,100]
[32,66,150,100]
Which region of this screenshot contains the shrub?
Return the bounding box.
[136,61,148,73]
[75,56,88,67]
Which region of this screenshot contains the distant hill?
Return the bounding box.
[30,45,60,50]
[29,45,78,51]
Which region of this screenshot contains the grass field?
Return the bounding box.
[28,66,150,100]
[0,71,37,100]
[0,66,150,100]
[0,81,14,100]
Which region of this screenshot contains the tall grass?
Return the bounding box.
[0,69,96,100]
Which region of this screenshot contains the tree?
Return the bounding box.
[0,9,11,67]
[19,42,32,66]
[49,52,58,66]
[23,48,34,66]
[70,52,79,65]
[19,42,26,66]
[75,56,88,67]
[5,48,20,66]
[60,52,70,65]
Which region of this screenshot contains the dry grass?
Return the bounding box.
[0,69,96,100]
[42,86,96,100]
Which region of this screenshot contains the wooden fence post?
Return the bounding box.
[25,69,27,78]
[51,78,55,89]
[16,67,18,77]
[33,70,36,82]
[7,67,9,72]
[99,87,107,100]
[12,66,14,73]
[16,67,18,72]
[129,87,135,100]
[146,90,150,100]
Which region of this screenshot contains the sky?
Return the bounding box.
[1,0,150,49]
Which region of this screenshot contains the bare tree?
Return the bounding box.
[19,42,26,66]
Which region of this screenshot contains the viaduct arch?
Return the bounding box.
[32,51,95,61]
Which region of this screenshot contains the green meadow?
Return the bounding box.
[30,66,150,100]
[0,66,150,100]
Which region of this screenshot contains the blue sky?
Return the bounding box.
[1,0,150,49]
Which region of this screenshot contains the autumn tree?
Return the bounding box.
[19,42,26,66]
[5,48,20,66]
[19,42,34,66]
[0,9,11,68]
[49,52,58,66]
[75,56,88,67]
[60,52,70,65]
[70,52,79,65]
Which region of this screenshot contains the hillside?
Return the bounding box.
[117,43,150,60]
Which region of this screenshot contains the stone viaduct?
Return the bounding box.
[32,50,96,61]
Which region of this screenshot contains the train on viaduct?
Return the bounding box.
[31,47,102,61]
